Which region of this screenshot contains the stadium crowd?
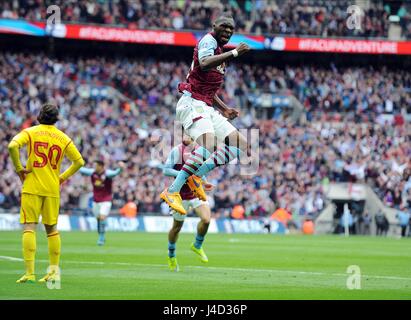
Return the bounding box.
[1,0,411,38]
[0,51,410,222]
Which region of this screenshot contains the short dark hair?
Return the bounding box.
[94,160,105,166]
[37,103,59,125]
[214,13,235,26]
[94,156,105,166]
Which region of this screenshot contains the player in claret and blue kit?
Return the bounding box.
[79,159,126,245]
[160,13,251,215]
[163,135,214,272]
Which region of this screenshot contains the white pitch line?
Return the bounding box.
[0,255,23,262]
[1,255,410,281]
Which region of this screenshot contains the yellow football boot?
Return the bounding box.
[187,175,207,201]
[38,271,60,283]
[190,243,208,263]
[160,189,186,215]
[167,256,179,272]
[16,274,36,283]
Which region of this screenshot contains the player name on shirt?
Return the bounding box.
[34,130,67,144]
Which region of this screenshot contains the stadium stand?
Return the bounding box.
[1,51,410,227]
[1,0,411,38]
[2,2,411,304]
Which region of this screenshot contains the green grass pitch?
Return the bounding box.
[0,231,410,300]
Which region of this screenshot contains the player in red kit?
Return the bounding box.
[80,158,126,245]
[160,14,250,215]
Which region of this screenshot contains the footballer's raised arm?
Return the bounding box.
[163,146,181,177]
[79,167,95,176]
[106,168,122,179]
[199,51,235,71]
[197,33,221,71]
[199,42,250,71]
[106,161,127,178]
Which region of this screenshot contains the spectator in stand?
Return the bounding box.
[360,210,372,235]
[338,208,354,234]
[408,213,411,237]
[375,211,389,236]
[231,204,245,220]
[396,206,410,237]
[119,196,138,219]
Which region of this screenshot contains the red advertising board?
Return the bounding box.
[33,22,198,46]
[4,20,409,55]
[266,36,411,55]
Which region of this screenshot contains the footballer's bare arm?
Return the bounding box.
[199,43,250,71]
[213,94,239,120]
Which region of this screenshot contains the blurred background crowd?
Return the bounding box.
[1,52,410,223]
[1,0,411,38]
